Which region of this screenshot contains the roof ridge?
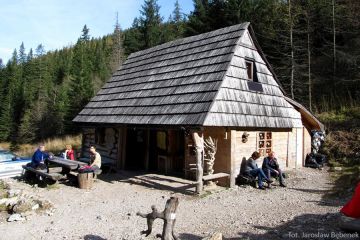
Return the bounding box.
[128,22,250,60]
[201,22,250,125]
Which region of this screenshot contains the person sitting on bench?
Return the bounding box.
[89,145,101,171]
[262,151,286,187]
[244,151,272,190]
[31,144,50,170]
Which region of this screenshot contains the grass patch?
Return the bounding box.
[0,181,9,199]
[0,134,82,157]
[328,166,360,197]
[317,107,360,197]
[317,107,360,130]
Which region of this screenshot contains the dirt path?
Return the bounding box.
[0,168,352,240]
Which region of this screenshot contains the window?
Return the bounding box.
[245,59,258,82]
[156,131,167,151]
[245,61,253,80]
[246,58,263,92]
[258,132,272,156]
[95,128,106,145]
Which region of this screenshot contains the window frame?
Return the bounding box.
[258,131,272,157]
[245,60,254,81]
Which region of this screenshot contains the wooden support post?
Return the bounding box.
[192,131,204,194]
[121,128,127,170]
[145,129,150,171]
[116,127,123,169]
[137,197,179,240]
[230,130,236,188]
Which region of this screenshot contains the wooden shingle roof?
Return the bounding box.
[73,22,304,128]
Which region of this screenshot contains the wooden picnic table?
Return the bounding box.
[47,157,87,170]
[22,157,98,184]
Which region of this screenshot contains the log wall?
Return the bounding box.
[82,127,121,166]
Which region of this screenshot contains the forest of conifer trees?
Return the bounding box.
[0,0,359,145]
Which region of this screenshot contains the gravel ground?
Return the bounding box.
[0,167,355,240]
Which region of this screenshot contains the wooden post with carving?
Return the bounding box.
[192,131,204,194]
[137,197,179,240]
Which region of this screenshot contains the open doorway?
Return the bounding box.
[125,129,147,170]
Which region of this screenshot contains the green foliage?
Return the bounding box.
[0,25,118,143]
[139,0,163,48]
[317,107,360,130]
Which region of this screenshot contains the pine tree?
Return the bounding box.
[80,25,90,42]
[139,0,163,48]
[186,0,210,36]
[18,42,27,64]
[167,0,186,40]
[123,18,143,54]
[67,27,94,132]
[110,13,125,72]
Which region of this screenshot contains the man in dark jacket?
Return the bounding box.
[262,151,286,187]
[245,151,272,190]
[31,144,49,169]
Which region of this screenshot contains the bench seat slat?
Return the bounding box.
[202,172,230,181]
[22,166,63,181]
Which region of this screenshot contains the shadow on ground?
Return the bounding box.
[321,166,360,205]
[83,234,107,240]
[177,212,358,240]
[98,171,197,195]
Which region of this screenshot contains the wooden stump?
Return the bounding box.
[137,197,179,240]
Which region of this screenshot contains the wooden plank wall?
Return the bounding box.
[272,131,291,169]
[203,127,231,175]
[296,128,303,169]
[303,128,312,164]
[204,127,232,186]
[234,131,258,177]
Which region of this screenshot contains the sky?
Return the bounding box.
[0,0,194,63]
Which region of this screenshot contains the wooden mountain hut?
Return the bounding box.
[73,22,323,191]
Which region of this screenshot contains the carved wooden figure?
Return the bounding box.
[204,136,218,175]
[137,196,179,240]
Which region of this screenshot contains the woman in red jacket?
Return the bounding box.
[65,144,75,160]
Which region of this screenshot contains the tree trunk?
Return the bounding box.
[307,11,312,112]
[289,0,295,99]
[332,0,336,79]
[137,197,179,240]
[192,131,204,194]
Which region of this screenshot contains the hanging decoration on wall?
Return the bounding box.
[242,132,249,143]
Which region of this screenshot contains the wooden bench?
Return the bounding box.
[22,165,64,182]
[202,172,230,181]
[78,157,114,174]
